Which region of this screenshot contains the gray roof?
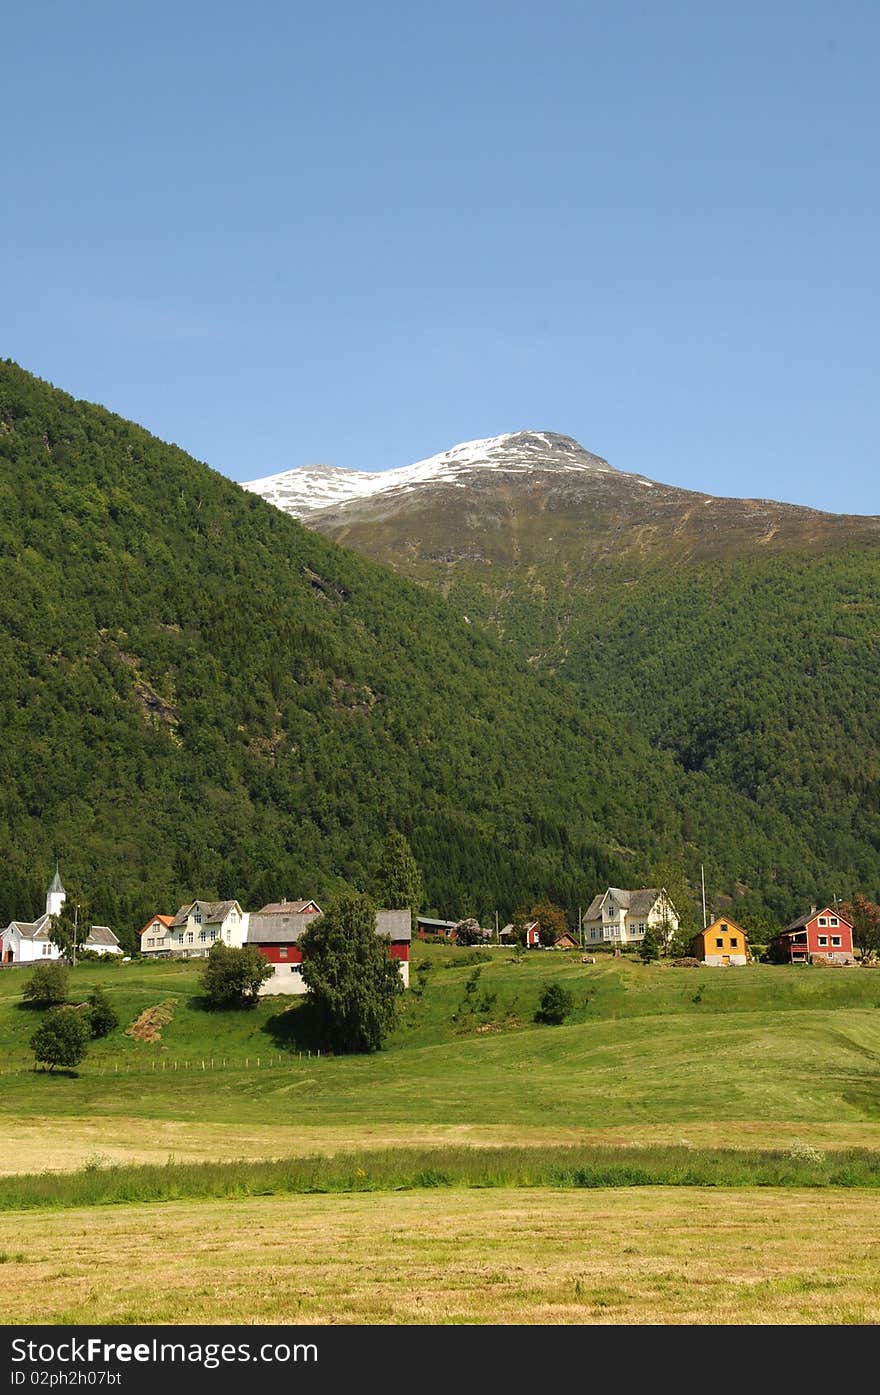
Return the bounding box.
[48,867,65,895]
[416,916,458,930]
[4,914,51,940]
[375,909,412,943]
[257,900,322,915]
[583,888,663,921]
[3,916,118,947]
[247,908,410,947]
[84,925,120,947]
[246,912,318,945]
[173,899,240,927]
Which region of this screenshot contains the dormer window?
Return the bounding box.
[194,911,202,924]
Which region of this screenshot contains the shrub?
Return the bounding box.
[86,987,119,1038]
[534,982,574,1025]
[21,962,69,1006]
[30,1007,90,1071]
[200,941,274,1008]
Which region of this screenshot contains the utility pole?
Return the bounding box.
[72,901,78,968]
[701,865,707,930]
[578,905,583,948]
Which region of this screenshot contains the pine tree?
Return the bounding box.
[369,832,423,930]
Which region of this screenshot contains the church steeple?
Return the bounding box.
[46,863,66,919]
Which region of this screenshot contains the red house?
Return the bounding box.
[499,919,541,947]
[772,906,855,965]
[416,916,459,940]
[246,907,411,993]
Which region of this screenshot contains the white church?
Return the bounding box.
[1,868,122,964]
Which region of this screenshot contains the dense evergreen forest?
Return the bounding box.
[0,362,869,947]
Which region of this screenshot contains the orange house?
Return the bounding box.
[691,917,749,966]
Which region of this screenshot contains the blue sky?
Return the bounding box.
[3,1,878,512]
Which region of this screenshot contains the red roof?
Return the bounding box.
[139,914,174,933]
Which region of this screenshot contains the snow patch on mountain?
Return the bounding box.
[243,431,617,519]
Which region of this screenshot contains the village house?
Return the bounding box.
[499,919,541,947]
[1,868,122,964]
[772,906,855,965]
[249,907,411,994]
[554,932,579,950]
[140,899,248,959]
[582,887,679,946]
[691,916,749,966]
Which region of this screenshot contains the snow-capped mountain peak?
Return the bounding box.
[243,431,616,519]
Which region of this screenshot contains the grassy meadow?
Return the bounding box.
[3,945,880,1323]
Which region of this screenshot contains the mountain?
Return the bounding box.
[5,361,832,945]
[245,431,880,911]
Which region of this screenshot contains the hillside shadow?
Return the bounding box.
[261,998,326,1054]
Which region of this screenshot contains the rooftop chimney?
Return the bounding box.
[810,904,817,914]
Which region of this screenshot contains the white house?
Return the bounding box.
[1,868,123,963]
[582,887,679,946]
[140,899,248,958]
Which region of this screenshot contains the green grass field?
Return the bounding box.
[4,946,880,1323]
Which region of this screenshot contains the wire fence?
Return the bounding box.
[0,1051,323,1077]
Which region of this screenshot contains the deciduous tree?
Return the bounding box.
[299,891,404,1052]
[30,1007,90,1071]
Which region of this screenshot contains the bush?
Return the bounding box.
[200,941,274,1008]
[21,962,68,1007]
[534,981,574,1025]
[87,987,118,1038]
[30,1007,90,1071]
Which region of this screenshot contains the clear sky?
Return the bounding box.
[3,1,878,513]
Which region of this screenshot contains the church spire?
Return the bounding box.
[46,863,66,919]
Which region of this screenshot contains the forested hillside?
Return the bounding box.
[0,363,867,944]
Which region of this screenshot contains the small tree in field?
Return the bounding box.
[534,981,574,1025]
[22,962,69,1007]
[299,891,404,1053]
[87,986,118,1038]
[30,1007,90,1071]
[200,941,273,1008]
[640,927,662,963]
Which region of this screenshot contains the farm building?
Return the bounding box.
[416,915,458,940]
[249,907,411,994]
[691,917,749,966]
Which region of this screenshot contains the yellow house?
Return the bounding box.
[691,916,749,966]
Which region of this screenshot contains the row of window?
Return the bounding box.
[817,916,839,927]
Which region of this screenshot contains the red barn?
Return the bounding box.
[772,906,855,965]
[246,907,411,994]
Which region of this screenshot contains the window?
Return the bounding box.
[199,930,207,941]
[280,947,288,959]
[729,937,738,948]
[716,938,724,948]
[209,929,217,941]
[187,932,194,944]
[830,918,839,927]
[818,917,828,926]
[638,923,645,933]
[720,923,728,932]
[817,936,828,946]
[831,936,841,946]
[194,911,203,924]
